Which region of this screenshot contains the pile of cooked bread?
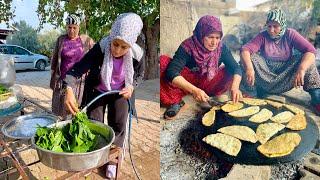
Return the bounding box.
[202,98,306,157]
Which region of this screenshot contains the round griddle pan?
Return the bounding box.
[201,104,319,165]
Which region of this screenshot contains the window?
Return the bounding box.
[0,46,9,54]
[11,46,29,55]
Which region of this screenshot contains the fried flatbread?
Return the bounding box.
[249,108,273,123]
[242,98,267,106]
[266,100,283,109]
[256,123,286,144]
[228,106,260,118]
[284,104,305,115]
[202,133,241,156]
[270,111,294,123]
[286,114,307,130]
[218,125,257,143]
[221,102,244,112]
[257,132,301,157]
[202,109,216,127]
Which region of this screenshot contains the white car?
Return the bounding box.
[0,44,49,71]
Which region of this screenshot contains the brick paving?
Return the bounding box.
[1,68,160,180]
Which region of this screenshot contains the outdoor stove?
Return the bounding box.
[161,102,320,180]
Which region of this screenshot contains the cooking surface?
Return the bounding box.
[201,104,319,165]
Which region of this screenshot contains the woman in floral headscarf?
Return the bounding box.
[63,13,144,178]
[50,14,94,118]
[160,15,243,119]
[241,8,320,114]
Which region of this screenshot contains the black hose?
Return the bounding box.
[127,99,142,180]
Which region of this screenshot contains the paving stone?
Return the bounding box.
[221,165,271,180]
[304,153,320,175]
[299,169,319,180]
[2,70,160,180]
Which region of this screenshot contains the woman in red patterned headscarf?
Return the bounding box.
[160,15,242,119]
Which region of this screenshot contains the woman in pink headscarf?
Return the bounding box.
[160,15,242,119]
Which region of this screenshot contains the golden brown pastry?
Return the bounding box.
[242,98,267,106]
[249,108,273,123]
[270,111,294,123]
[202,109,216,127]
[221,101,244,112]
[202,133,241,156]
[228,106,260,118]
[256,123,286,144]
[286,114,307,130]
[284,104,305,115]
[218,125,257,143]
[257,132,301,157]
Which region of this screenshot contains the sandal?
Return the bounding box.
[164,100,185,120]
[106,163,117,179]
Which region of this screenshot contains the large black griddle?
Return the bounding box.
[201,104,319,165]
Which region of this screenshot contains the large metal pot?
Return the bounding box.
[31,120,115,171]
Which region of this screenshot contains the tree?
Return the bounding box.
[6,20,40,53]
[38,29,61,58]
[37,0,160,79]
[0,0,15,26]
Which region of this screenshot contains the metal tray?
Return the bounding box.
[201,104,319,165]
[1,113,58,139]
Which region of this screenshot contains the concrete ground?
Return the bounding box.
[0,68,160,180]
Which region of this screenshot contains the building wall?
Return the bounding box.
[160,0,239,56]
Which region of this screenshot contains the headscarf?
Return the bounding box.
[266,9,287,40]
[181,15,223,80]
[99,13,143,91]
[66,14,81,25]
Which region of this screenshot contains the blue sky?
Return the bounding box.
[11,0,54,31]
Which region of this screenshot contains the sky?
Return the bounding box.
[8,0,270,31]
[10,0,54,32]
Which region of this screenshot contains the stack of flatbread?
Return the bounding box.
[257,133,301,157]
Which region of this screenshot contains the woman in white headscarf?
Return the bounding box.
[63,11,143,170]
[50,14,94,118]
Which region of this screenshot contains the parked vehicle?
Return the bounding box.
[0,44,49,71]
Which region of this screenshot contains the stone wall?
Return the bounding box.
[160,0,239,56]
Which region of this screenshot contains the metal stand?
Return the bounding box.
[0,96,123,179]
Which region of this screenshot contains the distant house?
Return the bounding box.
[0,24,18,44]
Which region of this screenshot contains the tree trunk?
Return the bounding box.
[141,18,160,80]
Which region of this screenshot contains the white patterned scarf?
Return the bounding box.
[99,13,143,91]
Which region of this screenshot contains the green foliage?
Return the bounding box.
[37,0,159,41]
[0,0,15,25]
[38,29,61,58]
[0,84,9,95]
[35,112,110,153]
[6,21,40,53]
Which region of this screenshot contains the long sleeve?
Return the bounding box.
[64,42,104,87]
[165,46,191,81]
[220,44,242,76]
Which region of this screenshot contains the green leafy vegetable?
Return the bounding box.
[35,112,110,153]
[0,84,9,95]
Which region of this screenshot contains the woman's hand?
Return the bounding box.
[246,68,255,86]
[294,69,306,88]
[120,86,134,99]
[192,88,210,102]
[230,88,242,103]
[64,87,79,115]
